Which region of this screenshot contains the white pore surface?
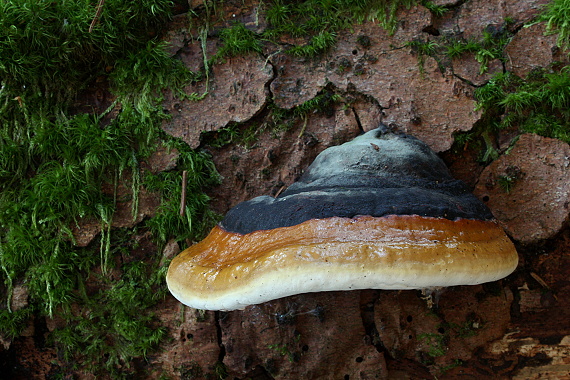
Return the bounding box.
[167,258,517,311]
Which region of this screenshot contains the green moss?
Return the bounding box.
[214,361,229,379]
[200,0,420,60]
[420,0,448,17]
[0,0,218,376]
[271,88,342,137]
[444,23,513,74]
[360,0,418,32]
[200,123,262,149]
[541,0,570,53]
[474,66,570,143]
[212,22,263,62]
[268,343,298,363]
[400,20,513,78]
[199,87,342,149]
[451,320,482,339]
[50,261,168,376]
[0,0,172,103]
[203,124,243,148]
[452,49,570,163]
[0,308,34,339]
[418,332,447,358]
[144,140,220,246]
[274,0,418,56]
[439,359,463,375]
[288,30,338,57]
[445,39,481,59]
[294,90,342,118]
[110,40,201,122]
[497,165,523,193]
[405,39,440,74]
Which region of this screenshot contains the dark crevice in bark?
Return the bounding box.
[352,107,365,134]
[215,311,227,369]
[359,290,386,355]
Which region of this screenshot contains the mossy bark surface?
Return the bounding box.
[1,0,570,378]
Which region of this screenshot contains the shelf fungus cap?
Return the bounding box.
[167,127,518,311]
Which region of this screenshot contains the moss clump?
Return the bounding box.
[418,332,447,358]
[0,308,34,339]
[542,0,570,53]
[201,122,263,149]
[447,7,570,156]
[203,0,419,59]
[474,67,570,143]
[405,39,440,74]
[452,65,570,162]
[263,0,416,38]
[397,19,514,79]
[276,0,417,55]
[420,0,448,17]
[444,22,513,74]
[145,141,220,245]
[50,261,168,376]
[213,22,263,61]
[0,0,217,376]
[0,0,172,104]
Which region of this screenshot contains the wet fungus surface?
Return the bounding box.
[167,127,518,311]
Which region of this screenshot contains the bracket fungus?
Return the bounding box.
[167,127,518,311]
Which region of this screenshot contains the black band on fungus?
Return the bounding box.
[220,127,494,235]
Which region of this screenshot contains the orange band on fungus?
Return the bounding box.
[167,215,517,310]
